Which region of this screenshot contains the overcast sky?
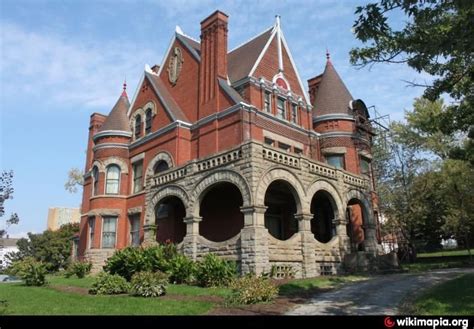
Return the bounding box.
[1,0,429,237]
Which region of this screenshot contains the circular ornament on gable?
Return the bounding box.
[168,47,183,85]
[275,77,288,90]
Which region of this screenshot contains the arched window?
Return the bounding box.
[105,165,120,194]
[92,166,99,196]
[153,160,169,175]
[134,114,142,139]
[145,109,152,135]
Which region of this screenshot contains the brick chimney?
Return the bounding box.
[198,10,229,118]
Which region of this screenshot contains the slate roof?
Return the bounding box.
[98,92,131,132]
[313,60,353,116]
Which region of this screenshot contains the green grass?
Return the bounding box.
[417,249,472,258]
[279,275,367,296]
[0,275,231,315]
[406,274,474,315]
[402,259,473,272]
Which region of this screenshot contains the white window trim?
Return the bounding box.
[129,215,141,247]
[132,160,144,194]
[264,90,272,113]
[276,97,287,120]
[88,217,95,249]
[101,216,118,249]
[105,164,121,195]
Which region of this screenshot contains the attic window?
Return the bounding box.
[145,109,152,135]
[134,114,142,139]
[277,97,286,120]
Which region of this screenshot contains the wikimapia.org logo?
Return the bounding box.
[384,316,470,329]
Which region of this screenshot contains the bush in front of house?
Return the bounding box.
[226,274,279,305]
[65,260,92,278]
[89,272,130,295]
[195,253,237,287]
[103,247,148,281]
[7,257,47,286]
[166,253,196,284]
[130,271,168,297]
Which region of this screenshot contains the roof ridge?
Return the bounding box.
[228,25,273,53]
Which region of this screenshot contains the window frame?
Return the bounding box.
[291,103,298,124]
[132,160,144,193]
[325,154,345,169]
[129,214,141,247]
[264,91,272,113]
[145,108,152,135]
[92,166,99,196]
[276,97,286,120]
[88,217,95,249]
[101,216,117,249]
[134,114,142,139]
[105,164,121,195]
[360,156,371,176]
[153,160,169,175]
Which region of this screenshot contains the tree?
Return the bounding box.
[350,0,473,159]
[6,223,80,272]
[65,167,84,194]
[0,170,19,238]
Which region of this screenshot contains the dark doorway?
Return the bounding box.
[311,191,336,243]
[155,196,186,243]
[264,180,298,240]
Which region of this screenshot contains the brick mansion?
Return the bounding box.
[78,10,382,277]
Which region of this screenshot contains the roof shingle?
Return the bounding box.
[98,93,131,132]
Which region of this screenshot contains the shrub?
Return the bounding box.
[89,272,129,295]
[65,261,92,278]
[130,271,168,297]
[226,275,279,305]
[167,253,196,284]
[103,247,148,281]
[195,253,237,287]
[7,257,47,286]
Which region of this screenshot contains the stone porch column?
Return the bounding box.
[182,216,202,260]
[364,222,378,254]
[240,205,269,275]
[142,224,158,247]
[335,215,351,255]
[296,213,316,278]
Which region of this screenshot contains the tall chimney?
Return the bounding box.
[198,10,228,118]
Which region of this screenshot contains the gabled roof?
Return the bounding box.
[313,60,353,116]
[98,90,131,132]
[228,27,273,83]
[145,72,190,123]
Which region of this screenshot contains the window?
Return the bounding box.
[105,165,120,194]
[278,142,291,152]
[102,216,117,248]
[129,214,141,246]
[360,157,371,176]
[92,166,99,196]
[294,147,303,155]
[88,217,95,249]
[326,154,345,169]
[145,109,152,135]
[277,98,286,119]
[153,160,169,174]
[291,103,298,124]
[264,137,274,146]
[264,91,272,113]
[134,114,142,139]
[133,161,143,193]
[156,204,169,219]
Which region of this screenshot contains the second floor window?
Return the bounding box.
[264,91,272,113]
[92,166,99,196]
[145,109,152,135]
[291,103,298,124]
[360,157,371,176]
[326,154,345,169]
[105,165,120,194]
[153,160,169,174]
[133,161,143,193]
[134,114,142,139]
[277,98,286,119]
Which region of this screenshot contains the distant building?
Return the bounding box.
[0,238,19,268]
[47,207,80,231]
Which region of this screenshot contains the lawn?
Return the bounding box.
[401,259,473,272]
[417,249,472,258]
[404,274,474,315]
[278,275,367,297]
[0,275,230,315]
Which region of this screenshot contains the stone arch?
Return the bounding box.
[345,189,373,225]
[91,160,104,172]
[145,185,190,225]
[102,156,129,174]
[130,108,145,136]
[143,101,157,116]
[306,179,344,219]
[145,151,174,180]
[191,170,252,216]
[256,167,306,213]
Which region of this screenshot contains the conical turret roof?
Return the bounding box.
[98,84,131,132]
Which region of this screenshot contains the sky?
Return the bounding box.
[0,0,430,237]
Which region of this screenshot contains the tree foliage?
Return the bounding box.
[65,167,84,194]
[0,170,19,238]
[7,223,79,272]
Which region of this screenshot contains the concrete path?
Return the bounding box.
[287,268,474,315]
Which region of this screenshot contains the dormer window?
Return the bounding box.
[145,109,152,135]
[134,114,142,139]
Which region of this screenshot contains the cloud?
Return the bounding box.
[0,22,156,110]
